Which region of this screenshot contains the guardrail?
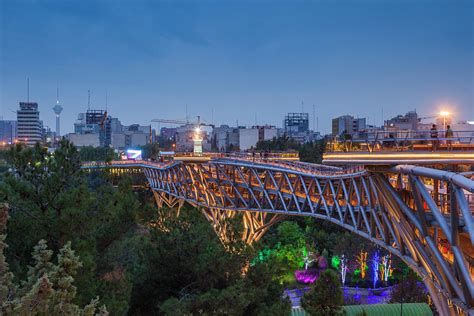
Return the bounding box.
[327,130,474,152]
[172,151,300,160]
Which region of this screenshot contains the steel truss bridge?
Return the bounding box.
[83,158,474,315]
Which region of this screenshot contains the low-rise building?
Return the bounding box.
[212,125,240,151]
[385,110,419,131]
[332,115,366,138]
[111,124,151,149]
[239,128,259,151]
[66,133,100,147]
[238,125,278,151]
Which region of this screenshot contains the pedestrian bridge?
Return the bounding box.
[82,157,474,315]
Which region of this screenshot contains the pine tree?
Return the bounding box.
[49,241,82,315]
[0,204,16,313]
[21,240,54,294]
[0,205,108,315]
[301,269,344,316]
[17,274,53,315]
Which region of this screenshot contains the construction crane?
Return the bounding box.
[151,115,215,128]
[151,116,214,155]
[418,115,437,122]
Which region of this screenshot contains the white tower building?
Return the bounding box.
[52,88,63,140]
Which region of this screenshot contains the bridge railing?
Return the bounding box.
[215,157,366,177]
[326,130,474,153]
[81,160,175,169]
[171,151,300,160]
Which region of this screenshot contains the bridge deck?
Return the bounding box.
[323,150,474,165]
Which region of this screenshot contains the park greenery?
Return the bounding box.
[0,140,429,315]
[0,140,291,315]
[301,269,344,316]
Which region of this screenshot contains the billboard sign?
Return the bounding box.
[126,149,142,160]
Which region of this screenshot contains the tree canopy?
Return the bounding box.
[301,269,344,316]
[0,205,108,315]
[0,140,291,315]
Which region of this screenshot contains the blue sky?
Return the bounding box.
[1,0,473,134]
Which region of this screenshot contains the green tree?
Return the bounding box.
[124,208,289,315]
[160,259,291,316]
[0,141,139,314]
[276,221,305,246]
[78,146,115,162]
[301,269,344,316]
[0,205,108,315]
[256,136,325,163]
[140,143,162,160]
[389,269,428,304]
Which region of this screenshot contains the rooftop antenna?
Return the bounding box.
[381,107,384,127]
[185,105,189,123]
[87,90,91,110]
[27,77,30,102]
[301,100,304,112]
[56,85,60,104]
[312,104,316,131]
[254,112,257,125]
[105,89,108,111]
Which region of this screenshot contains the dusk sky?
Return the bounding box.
[1,0,473,134]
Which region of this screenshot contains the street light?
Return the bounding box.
[193,126,203,156]
[439,111,450,133]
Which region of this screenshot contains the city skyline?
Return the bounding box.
[1,0,473,134]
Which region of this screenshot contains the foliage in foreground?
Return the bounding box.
[0,205,107,315]
[301,269,344,316]
[0,140,291,315]
[123,209,291,315]
[0,141,143,314]
[389,269,428,304]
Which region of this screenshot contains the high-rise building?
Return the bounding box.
[0,120,17,144]
[72,109,111,147]
[17,102,42,146]
[284,113,309,134]
[284,112,310,143]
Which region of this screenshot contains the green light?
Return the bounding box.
[331,255,341,269]
[354,269,361,276]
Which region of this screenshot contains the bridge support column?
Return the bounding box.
[152,191,184,232]
[202,208,239,246]
[201,209,283,246]
[153,191,184,213]
[242,212,283,245]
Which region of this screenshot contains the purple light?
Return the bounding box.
[295,269,319,284]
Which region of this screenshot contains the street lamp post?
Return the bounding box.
[439,111,450,135]
[193,127,203,156]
